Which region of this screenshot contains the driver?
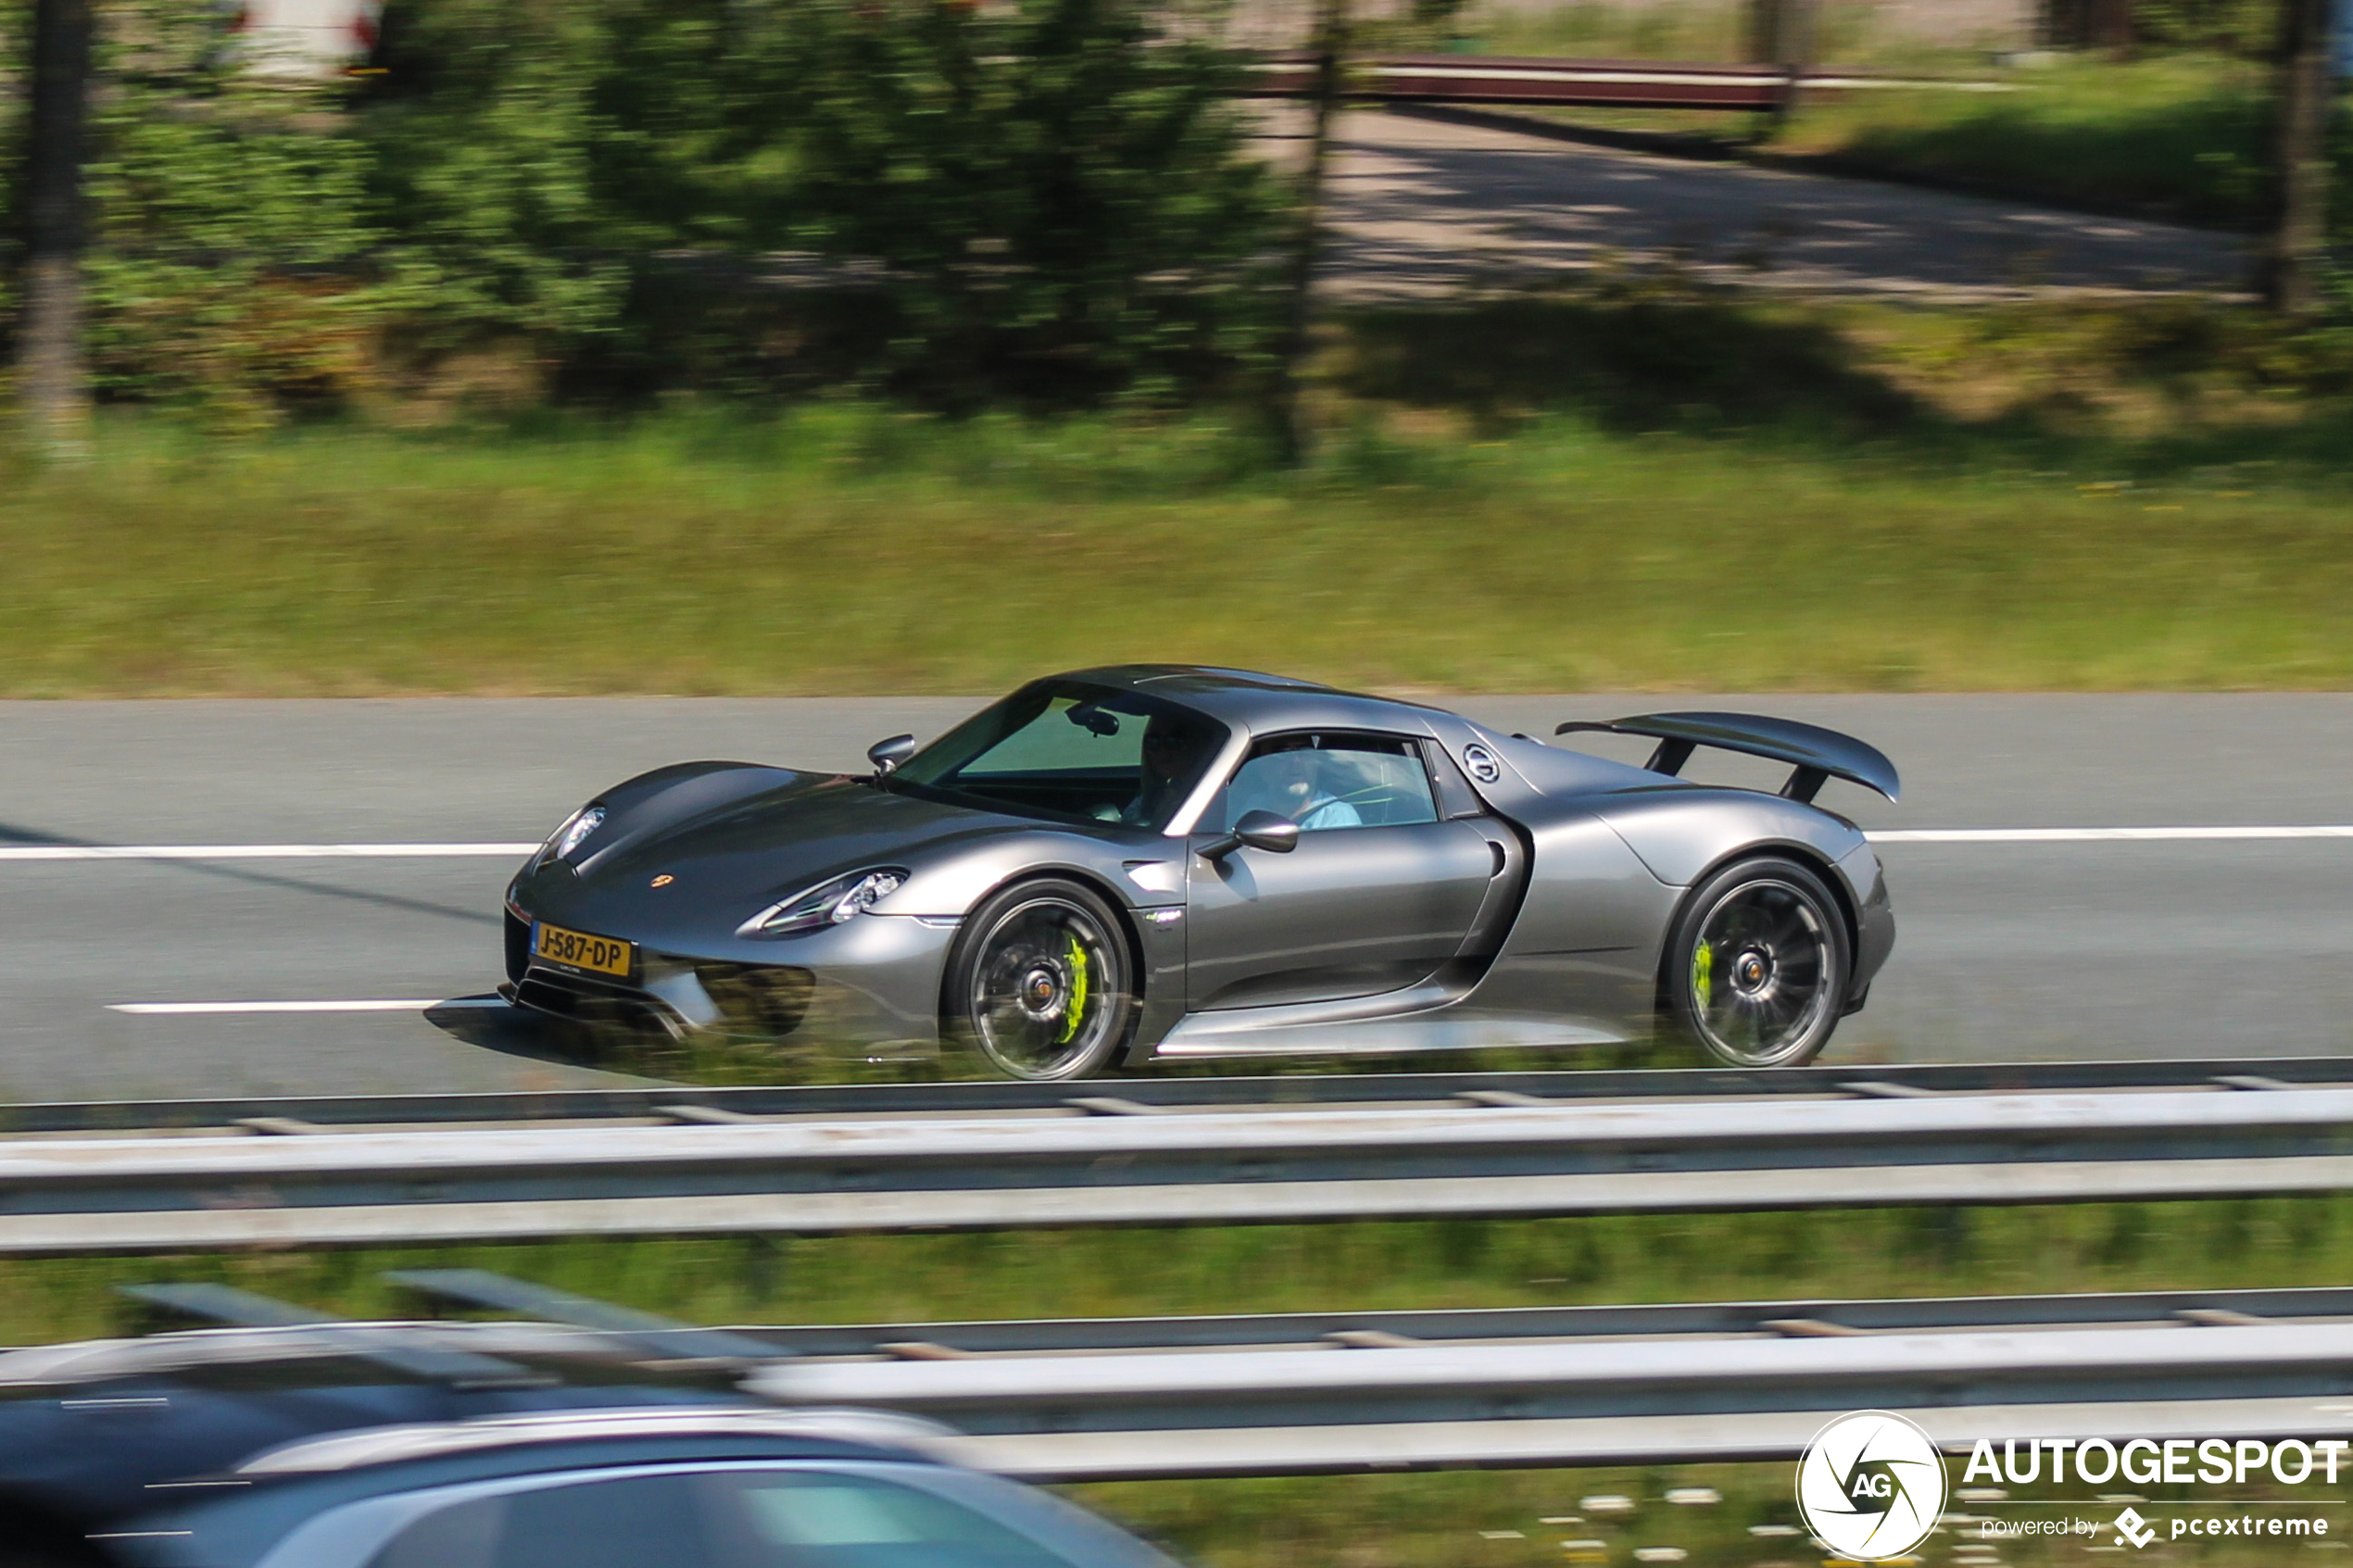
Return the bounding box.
[1120,714,1213,828]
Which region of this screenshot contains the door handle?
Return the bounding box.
[1489,840,1508,876]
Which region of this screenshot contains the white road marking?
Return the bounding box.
[1869,826,2353,843]
[108,998,511,1015]
[0,843,537,860]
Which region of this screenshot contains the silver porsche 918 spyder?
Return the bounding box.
[503,666,1896,1080]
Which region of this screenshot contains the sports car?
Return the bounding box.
[503,666,1896,1079]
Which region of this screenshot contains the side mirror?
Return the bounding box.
[1201,809,1301,860]
[867,734,917,776]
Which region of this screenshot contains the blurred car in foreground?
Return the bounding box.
[506,665,1897,1078]
[0,1322,1177,1568]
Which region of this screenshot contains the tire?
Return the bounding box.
[1661,855,1850,1069]
[945,878,1138,1082]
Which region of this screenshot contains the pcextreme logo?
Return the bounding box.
[1795,1411,1949,1562]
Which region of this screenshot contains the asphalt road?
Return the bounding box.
[3,695,2349,1101]
[1304,108,2245,301]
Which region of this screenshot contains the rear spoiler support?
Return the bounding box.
[1554,711,1899,804]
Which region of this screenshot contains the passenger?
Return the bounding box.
[1122,713,1215,828]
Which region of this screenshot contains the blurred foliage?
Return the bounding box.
[1774,52,2299,230]
[2119,0,2285,55]
[2,0,2347,426]
[0,3,19,332]
[771,0,1280,407]
[1464,0,2297,65]
[79,4,387,430]
[358,0,629,363]
[0,0,1280,423]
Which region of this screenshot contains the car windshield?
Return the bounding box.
[887,682,1226,832]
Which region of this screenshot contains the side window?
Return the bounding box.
[367,1474,715,1568]
[715,1470,1081,1566]
[1424,741,1487,820]
[364,1468,1087,1568]
[1212,734,1441,834]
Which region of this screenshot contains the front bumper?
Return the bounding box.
[504,905,959,1052]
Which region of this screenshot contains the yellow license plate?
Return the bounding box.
[533,922,634,978]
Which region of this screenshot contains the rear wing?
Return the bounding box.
[1554,711,1899,804]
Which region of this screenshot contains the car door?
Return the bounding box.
[1184,731,1499,1010]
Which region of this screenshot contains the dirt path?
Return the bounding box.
[1295,107,2247,302]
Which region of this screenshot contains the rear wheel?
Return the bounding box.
[946,878,1137,1081]
[1662,856,1849,1069]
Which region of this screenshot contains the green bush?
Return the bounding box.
[80,5,386,429]
[774,0,1284,407]
[0,0,1283,420]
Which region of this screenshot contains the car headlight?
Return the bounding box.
[547,805,606,863]
[739,868,908,938]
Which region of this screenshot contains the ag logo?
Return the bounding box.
[1460,744,1502,784]
[1795,1411,1947,1562]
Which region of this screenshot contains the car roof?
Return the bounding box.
[0,1323,949,1528]
[1050,665,1451,738]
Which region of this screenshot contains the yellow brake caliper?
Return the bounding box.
[1692,941,1713,1011]
[1057,934,1090,1045]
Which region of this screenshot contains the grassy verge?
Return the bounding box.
[6,284,2353,696]
[1453,0,1982,71]
[1773,52,2279,229]
[15,1197,2353,1565]
[1429,36,2302,235]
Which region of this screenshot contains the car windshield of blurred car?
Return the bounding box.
[888,682,1225,832]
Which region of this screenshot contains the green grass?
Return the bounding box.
[1413,30,2305,234]
[1775,52,2280,228]
[6,288,2353,697]
[15,1197,2353,1565]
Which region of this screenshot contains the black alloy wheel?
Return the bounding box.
[946,878,1137,1081]
[1662,855,1849,1069]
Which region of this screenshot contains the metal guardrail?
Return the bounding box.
[1245,52,2014,111]
[5,1072,2353,1254]
[760,1308,2353,1479]
[89,1276,2353,1481]
[6,1055,2347,1135]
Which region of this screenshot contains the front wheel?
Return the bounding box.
[945,878,1137,1081]
[1661,856,1850,1069]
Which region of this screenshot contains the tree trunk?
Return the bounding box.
[1270,0,1349,467]
[18,0,95,459]
[2087,0,2134,56]
[2264,0,2336,313]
